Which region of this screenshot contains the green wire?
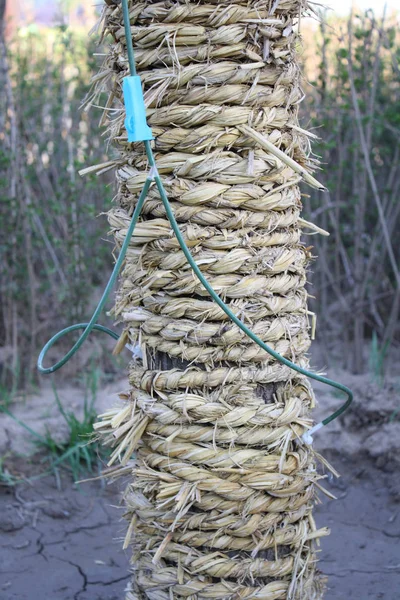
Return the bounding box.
[143,142,352,427]
[122,0,136,76]
[118,1,352,429]
[38,0,353,434]
[37,177,152,374]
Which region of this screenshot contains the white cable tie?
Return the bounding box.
[126,343,143,359]
[301,421,324,445]
[148,165,159,180]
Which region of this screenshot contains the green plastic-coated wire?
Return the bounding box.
[37,177,152,375]
[38,0,353,439]
[143,143,352,429]
[122,0,136,76]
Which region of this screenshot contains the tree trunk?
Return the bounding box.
[95,1,327,598]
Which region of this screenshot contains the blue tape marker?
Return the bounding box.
[123,76,153,143]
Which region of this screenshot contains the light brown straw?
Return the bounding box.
[91,1,328,598]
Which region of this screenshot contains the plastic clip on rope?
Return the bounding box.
[37,0,353,443]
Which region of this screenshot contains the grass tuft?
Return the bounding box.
[368,331,389,386]
[0,363,107,483]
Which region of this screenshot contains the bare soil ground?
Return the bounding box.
[316,453,400,599]
[0,467,130,600]
[1,370,399,599]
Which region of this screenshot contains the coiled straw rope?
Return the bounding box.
[92,1,328,598]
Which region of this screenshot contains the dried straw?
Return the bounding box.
[92,1,327,598]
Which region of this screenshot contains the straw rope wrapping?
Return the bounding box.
[93,1,327,598]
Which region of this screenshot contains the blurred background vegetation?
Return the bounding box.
[303,9,400,375]
[0,3,399,395]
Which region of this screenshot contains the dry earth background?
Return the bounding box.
[1,354,400,600]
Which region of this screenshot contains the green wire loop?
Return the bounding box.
[37,177,152,375]
[37,0,353,436]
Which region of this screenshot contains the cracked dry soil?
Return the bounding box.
[0,470,130,600]
[1,454,399,599]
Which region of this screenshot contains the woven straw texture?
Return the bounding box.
[93,1,327,598]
